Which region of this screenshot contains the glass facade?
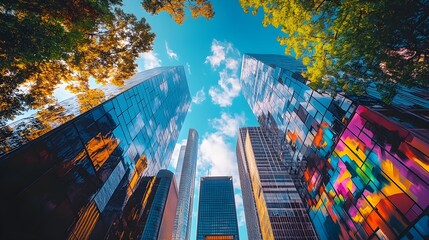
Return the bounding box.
[174,145,187,188]
[197,176,240,240]
[0,66,191,238]
[141,170,178,240]
[173,128,198,240]
[105,169,178,240]
[237,127,318,239]
[240,54,429,240]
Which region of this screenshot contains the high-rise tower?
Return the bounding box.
[174,145,187,188]
[240,54,429,239]
[0,66,191,239]
[236,127,318,239]
[106,169,178,240]
[196,176,240,240]
[172,128,198,240]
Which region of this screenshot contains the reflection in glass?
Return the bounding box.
[240,54,429,240]
[0,67,191,238]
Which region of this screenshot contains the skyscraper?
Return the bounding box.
[105,169,178,240]
[174,145,187,188]
[240,54,429,239]
[0,66,191,239]
[197,176,240,240]
[236,127,318,239]
[173,128,198,240]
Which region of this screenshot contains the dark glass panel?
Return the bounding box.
[97,114,116,135]
[62,155,100,212]
[47,125,84,160]
[75,115,99,144]
[97,145,123,183]
[0,145,49,197]
[91,106,106,121]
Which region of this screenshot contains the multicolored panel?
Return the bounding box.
[309,106,429,240]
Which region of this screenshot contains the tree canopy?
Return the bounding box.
[0,0,155,124]
[240,0,429,103]
[142,0,214,24]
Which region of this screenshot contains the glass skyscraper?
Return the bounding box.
[0,66,191,238]
[173,128,198,240]
[106,169,178,240]
[174,145,187,188]
[236,127,318,239]
[240,54,429,240]
[196,176,240,240]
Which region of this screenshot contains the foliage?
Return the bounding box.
[77,89,106,113]
[142,0,214,24]
[0,0,155,124]
[240,0,429,102]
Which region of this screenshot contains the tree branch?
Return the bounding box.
[334,11,349,40]
[314,0,327,11]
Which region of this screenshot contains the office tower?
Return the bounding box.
[174,145,187,188]
[236,127,318,239]
[173,128,198,240]
[0,66,191,239]
[197,176,240,240]
[240,54,429,239]
[105,169,178,240]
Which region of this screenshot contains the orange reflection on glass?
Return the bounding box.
[86,133,119,171]
[68,201,100,240]
[287,130,298,144]
[140,177,156,212]
[127,155,148,196]
[313,122,329,149]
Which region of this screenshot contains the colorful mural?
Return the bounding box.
[308,106,429,239]
[241,54,429,240]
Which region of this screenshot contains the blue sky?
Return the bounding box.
[119,1,288,239]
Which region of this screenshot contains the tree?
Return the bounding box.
[0,1,155,124]
[142,0,214,24]
[240,0,429,103]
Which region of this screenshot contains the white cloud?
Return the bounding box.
[234,193,245,226]
[226,58,239,71]
[211,112,245,137]
[237,207,246,226]
[205,39,240,69]
[192,88,206,104]
[186,62,192,75]
[160,81,168,94]
[209,69,241,107]
[165,41,178,60]
[198,133,238,179]
[140,51,161,70]
[205,39,242,107]
[205,39,227,69]
[235,193,243,207]
[169,139,187,171]
[53,83,75,102]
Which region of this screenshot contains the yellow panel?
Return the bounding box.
[244,131,274,240]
